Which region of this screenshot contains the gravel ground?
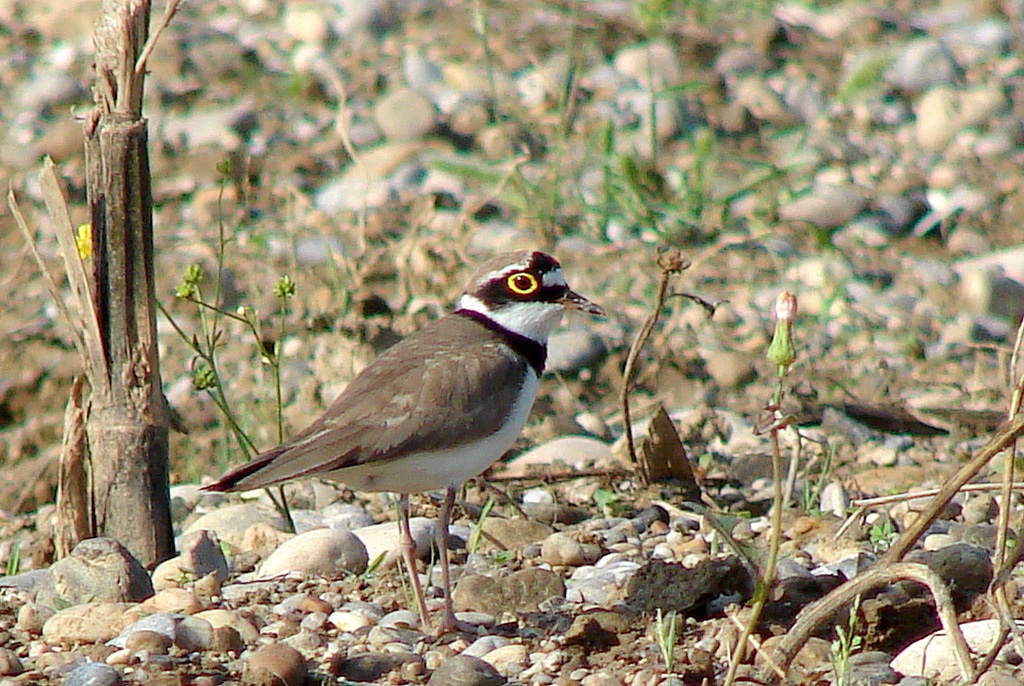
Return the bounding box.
[3,1,1024,684]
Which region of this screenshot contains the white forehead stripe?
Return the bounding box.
[480,258,533,284]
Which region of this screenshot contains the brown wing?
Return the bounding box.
[203,314,530,492]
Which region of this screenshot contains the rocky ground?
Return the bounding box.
[3,0,1024,684]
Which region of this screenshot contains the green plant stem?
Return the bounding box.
[724,368,789,686]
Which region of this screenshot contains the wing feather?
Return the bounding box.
[204,314,532,492]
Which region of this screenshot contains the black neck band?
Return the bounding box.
[455,309,546,376]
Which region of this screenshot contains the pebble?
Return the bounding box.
[245,643,308,686]
[109,611,179,649]
[140,587,204,615]
[891,619,1019,680]
[547,329,607,374]
[373,87,438,141]
[62,662,123,686]
[332,652,411,681]
[180,528,230,582]
[174,615,215,652]
[463,636,511,658]
[541,533,600,567]
[701,348,756,390]
[475,517,553,553]
[481,643,528,677]
[257,527,369,579]
[154,528,230,591]
[453,568,565,614]
[353,517,435,566]
[613,40,684,88]
[282,3,331,44]
[958,268,1024,320]
[193,608,260,644]
[42,602,143,646]
[886,39,958,92]
[124,629,172,655]
[0,648,23,677]
[565,557,641,605]
[845,651,900,686]
[779,185,869,229]
[427,654,506,686]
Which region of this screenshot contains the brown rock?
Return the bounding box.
[478,519,553,553]
[564,610,631,650]
[453,568,565,614]
[245,643,307,686]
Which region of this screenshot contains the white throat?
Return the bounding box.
[458,294,565,344]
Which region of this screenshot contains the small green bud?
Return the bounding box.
[766,291,798,368]
[176,264,205,299]
[274,275,296,299]
[193,365,216,391]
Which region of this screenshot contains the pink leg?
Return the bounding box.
[398,493,431,629]
[437,485,458,632]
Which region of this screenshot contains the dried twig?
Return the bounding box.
[763,563,975,683]
[619,248,687,485]
[882,411,1024,563]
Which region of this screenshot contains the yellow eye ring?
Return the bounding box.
[507,272,539,295]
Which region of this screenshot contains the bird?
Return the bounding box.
[202,250,604,632]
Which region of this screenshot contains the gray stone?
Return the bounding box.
[547,329,607,374]
[62,662,123,686]
[779,185,868,229]
[332,652,410,681]
[962,494,998,525]
[175,616,215,652]
[352,517,435,566]
[427,654,506,686]
[179,529,229,583]
[37,538,153,610]
[453,567,564,615]
[886,39,957,92]
[374,87,437,142]
[322,503,377,531]
[565,558,641,605]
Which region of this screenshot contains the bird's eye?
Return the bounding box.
[506,272,539,295]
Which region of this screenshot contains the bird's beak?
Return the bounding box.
[561,289,606,316]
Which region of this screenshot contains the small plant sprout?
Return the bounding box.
[469,495,496,555]
[655,607,679,674]
[5,542,20,577]
[830,594,863,686]
[593,487,622,517]
[868,517,898,552]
